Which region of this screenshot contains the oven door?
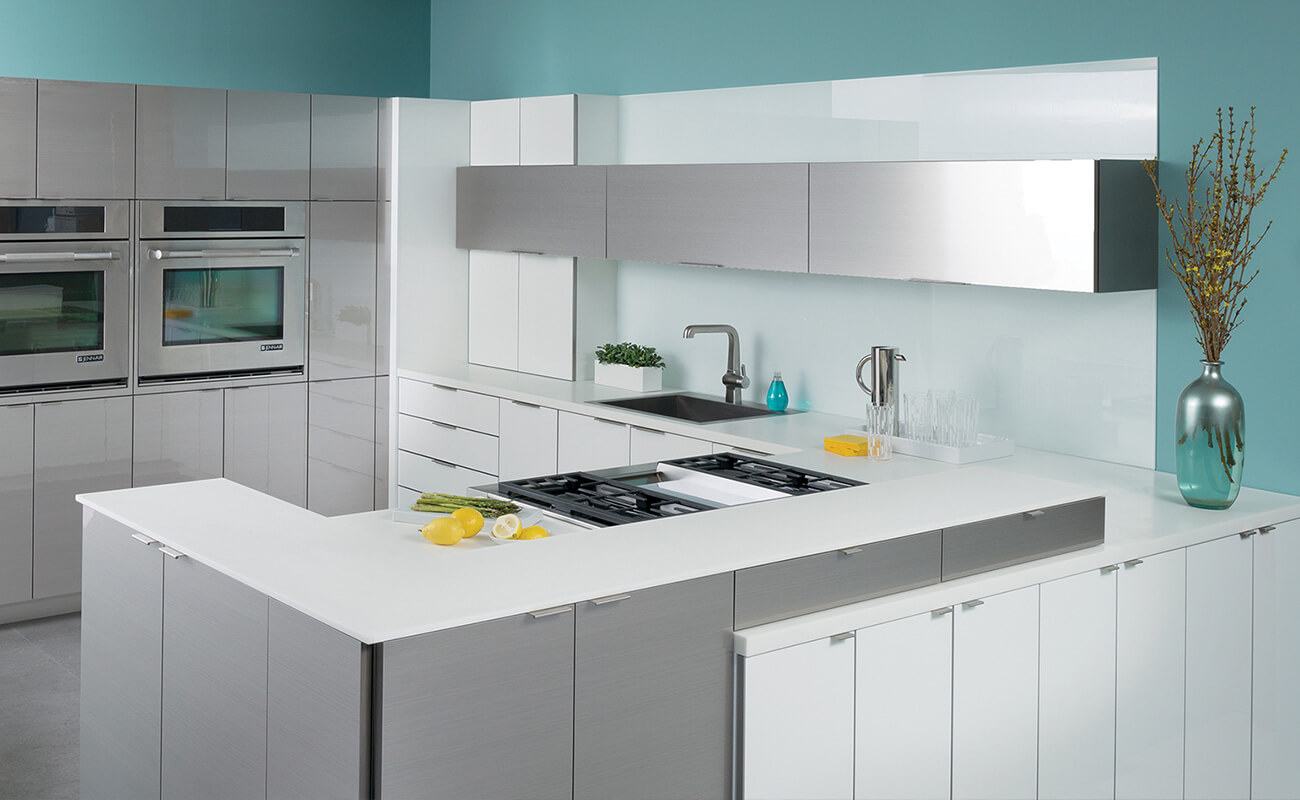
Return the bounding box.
[137,239,306,382]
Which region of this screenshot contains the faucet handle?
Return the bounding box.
[739,363,750,389]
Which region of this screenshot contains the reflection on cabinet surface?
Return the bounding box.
[37,79,136,199]
[0,76,35,197]
[311,94,379,201]
[308,377,378,517]
[309,201,379,381]
[133,389,224,488]
[223,383,307,508]
[0,404,35,605]
[226,89,310,201]
[135,85,227,200]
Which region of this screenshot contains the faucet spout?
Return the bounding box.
[682,324,749,404]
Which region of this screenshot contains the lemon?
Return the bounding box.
[514,525,549,540]
[451,507,484,537]
[490,513,523,540]
[421,517,465,546]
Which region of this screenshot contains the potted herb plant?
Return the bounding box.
[594,342,666,392]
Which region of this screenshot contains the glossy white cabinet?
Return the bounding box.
[1115,548,1186,800]
[741,635,855,800]
[855,610,953,800]
[311,94,379,201]
[0,404,35,605]
[223,383,308,507]
[308,378,377,517]
[0,76,36,197]
[498,400,558,480]
[557,412,630,472]
[466,249,519,370]
[309,201,379,381]
[517,253,575,379]
[1038,566,1117,800]
[951,585,1039,800]
[520,94,576,165]
[398,378,499,435]
[1253,519,1300,799]
[226,89,310,200]
[135,84,227,200]
[133,389,224,488]
[628,425,711,463]
[469,98,521,166]
[396,450,494,499]
[37,79,135,199]
[397,413,497,475]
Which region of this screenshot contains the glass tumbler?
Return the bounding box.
[865,403,894,461]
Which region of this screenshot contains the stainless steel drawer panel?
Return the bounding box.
[941,496,1105,581]
[734,530,942,629]
[456,165,607,258]
[396,413,498,475]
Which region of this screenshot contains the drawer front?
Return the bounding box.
[941,496,1105,581]
[397,413,498,475]
[397,450,496,498]
[398,378,499,435]
[734,530,942,629]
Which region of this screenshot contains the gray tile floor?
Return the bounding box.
[0,613,80,800]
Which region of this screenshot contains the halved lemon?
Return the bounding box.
[490,513,523,540]
[514,525,549,540]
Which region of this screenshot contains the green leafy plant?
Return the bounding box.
[595,342,666,369]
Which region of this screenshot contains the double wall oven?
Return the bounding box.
[0,200,131,394]
[136,201,307,383]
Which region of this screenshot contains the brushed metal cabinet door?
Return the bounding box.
[734,530,941,629]
[455,165,607,257]
[308,377,376,516]
[0,76,36,197]
[227,89,310,200]
[37,79,135,199]
[33,396,132,598]
[942,496,1105,581]
[80,512,163,800]
[135,84,227,200]
[309,201,378,381]
[379,609,575,800]
[161,553,268,800]
[223,383,307,507]
[606,163,809,272]
[311,94,378,201]
[132,389,224,488]
[267,599,369,800]
[574,572,735,800]
[0,404,34,605]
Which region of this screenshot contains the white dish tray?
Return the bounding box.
[890,433,1015,464]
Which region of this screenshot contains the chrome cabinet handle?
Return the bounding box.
[1240,529,1258,539]
[1124,558,1144,567]
[1100,564,1120,573]
[591,417,625,427]
[510,400,541,409]
[837,546,863,556]
[513,250,545,256]
[131,533,158,546]
[433,384,458,393]
[158,546,185,559]
[0,251,119,262]
[432,421,456,430]
[931,606,954,616]
[631,426,666,435]
[149,247,299,260]
[677,261,724,268]
[1024,509,1046,519]
[831,631,855,642]
[589,593,631,606]
[527,606,573,619]
[1260,525,1277,535]
[429,457,457,469]
[962,599,984,609]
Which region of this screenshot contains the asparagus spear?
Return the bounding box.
[411,492,521,517]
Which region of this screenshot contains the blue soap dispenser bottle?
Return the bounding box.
[766,372,789,412]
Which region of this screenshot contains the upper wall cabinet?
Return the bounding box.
[456,165,607,258]
[809,159,1156,292]
[227,90,310,201]
[37,80,136,199]
[311,94,379,201]
[0,77,36,197]
[605,163,811,273]
[136,85,228,200]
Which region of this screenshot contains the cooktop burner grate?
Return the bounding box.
[661,453,864,494]
[495,472,717,528]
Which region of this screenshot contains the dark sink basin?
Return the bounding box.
[590,392,793,424]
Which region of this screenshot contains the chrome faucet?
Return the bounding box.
[683,324,749,404]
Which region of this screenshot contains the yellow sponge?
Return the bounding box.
[824,434,871,457]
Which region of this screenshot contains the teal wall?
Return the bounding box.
[0,0,430,97]
[430,0,1300,496]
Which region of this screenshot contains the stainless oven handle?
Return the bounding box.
[148,247,301,260]
[0,251,120,263]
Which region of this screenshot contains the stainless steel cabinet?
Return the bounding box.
[379,608,576,799]
[37,80,135,199]
[311,94,379,201]
[0,76,36,197]
[135,84,227,200]
[606,163,810,272]
[574,572,735,800]
[33,396,132,598]
[308,377,377,516]
[161,550,269,800]
[0,404,34,605]
[941,496,1105,581]
[79,513,163,800]
[308,201,378,380]
[132,389,224,488]
[456,165,608,258]
[223,383,307,507]
[226,89,310,200]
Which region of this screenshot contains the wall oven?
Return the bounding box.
[0,200,131,394]
[136,201,307,383]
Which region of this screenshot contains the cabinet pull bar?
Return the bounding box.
[131,533,158,546]
[1024,509,1046,519]
[837,546,864,556]
[1100,564,1120,573]
[433,384,458,393]
[931,606,954,616]
[962,599,984,609]
[513,250,545,256]
[158,546,185,559]
[510,400,541,409]
[589,593,631,606]
[678,261,724,268]
[527,605,573,619]
[1124,558,1144,567]
[149,247,299,260]
[1260,525,1277,534]
[0,251,119,263]
[429,457,458,469]
[631,426,666,435]
[831,631,856,642]
[1240,529,1258,539]
[432,421,456,430]
[591,417,624,427]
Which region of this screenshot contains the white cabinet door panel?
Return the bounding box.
[467,250,519,370]
[741,637,855,800]
[1254,519,1300,799]
[398,378,499,435]
[855,609,952,800]
[558,412,630,472]
[520,94,576,166]
[397,450,495,498]
[470,98,520,166]
[629,426,711,463]
[517,254,575,379]
[396,413,498,475]
[498,400,558,481]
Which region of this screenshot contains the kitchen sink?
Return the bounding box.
[590,392,796,424]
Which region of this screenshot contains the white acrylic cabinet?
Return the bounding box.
[0,404,35,605]
[311,94,379,201]
[1253,519,1300,799]
[36,79,136,199]
[226,89,310,200]
[397,413,498,475]
[135,84,228,200]
[396,450,494,499]
[518,253,575,379]
[628,425,711,463]
[132,389,225,488]
[557,411,630,472]
[223,383,308,508]
[308,377,378,517]
[741,635,855,800]
[309,201,379,381]
[498,400,559,480]
[467,249,519,371]
[469,98,521,166]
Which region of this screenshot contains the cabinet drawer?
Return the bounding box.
[735,530,941,629]
[397,450,496,498]
[941,496,1105,581]
[397,413,498,475]
[398,378,499,435]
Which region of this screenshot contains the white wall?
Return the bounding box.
[615,59,1158,468]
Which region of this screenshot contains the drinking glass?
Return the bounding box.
[865,403,894,461]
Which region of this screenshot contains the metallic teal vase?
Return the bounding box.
[1175,361,1244,509]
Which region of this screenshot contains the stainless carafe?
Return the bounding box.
[856,346,906,434]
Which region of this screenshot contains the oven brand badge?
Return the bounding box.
[77,354,104,363]
[261,343,284,351]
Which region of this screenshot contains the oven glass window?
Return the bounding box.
[0,271,105,355]
[162,267,284,346]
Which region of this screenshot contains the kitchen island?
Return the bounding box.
[79,446,1300,800]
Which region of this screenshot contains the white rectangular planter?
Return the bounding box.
[594,361,663,392]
